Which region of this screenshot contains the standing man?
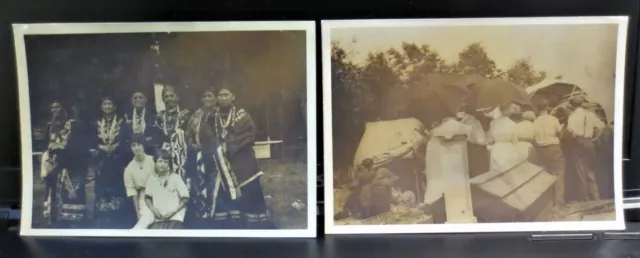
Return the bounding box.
[566,96,605,201]
[533,100,566,208]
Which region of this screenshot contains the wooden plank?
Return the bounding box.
[471,162,546,198]
[503,173,557,211]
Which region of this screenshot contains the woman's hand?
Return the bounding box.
[150,208,164,220]
[162,211,177,221]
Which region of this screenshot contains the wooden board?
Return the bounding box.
[503,173,556,211]
[471,162,557,212]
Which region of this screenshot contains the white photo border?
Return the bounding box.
[321,16,628,234]
[15,21,317,238]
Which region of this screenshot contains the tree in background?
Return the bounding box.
[360,50,403,120]
[506,57,548,88]
[331,42,373,169]
[452,42,505,79]
[387,42,449,88]
[330,39,550,170]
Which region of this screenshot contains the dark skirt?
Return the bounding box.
[210,179,276,229]
[183,150,216,229]
[94,155,135,229]
[53,168,88,228]
[149,220,184,229]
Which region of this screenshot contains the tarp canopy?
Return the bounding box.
[528,77,615,122]
[527,82,608,124]
[353,118,426,167]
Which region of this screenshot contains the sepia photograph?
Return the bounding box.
[15,21,317,237]
[322,17,627,234]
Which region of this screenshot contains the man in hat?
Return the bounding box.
[566,95,606,201]
[336,158,398,220]
[336,158,376,220]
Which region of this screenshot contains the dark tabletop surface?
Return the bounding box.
[3,225,640,258]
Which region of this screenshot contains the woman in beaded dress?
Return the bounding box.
[208,86,275,229]
[123,91,158,158]
[155,85,191,180]
[40,100,91,228]
[40,100,67,225]
[184,87,218,228]
[92,96,135,228]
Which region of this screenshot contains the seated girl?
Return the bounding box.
[144,149,190,229]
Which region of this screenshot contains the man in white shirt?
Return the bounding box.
[533,100,566,208]
[566,96,605,201]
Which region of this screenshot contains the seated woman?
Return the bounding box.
[144,150,190,229]
[123,135,156,229]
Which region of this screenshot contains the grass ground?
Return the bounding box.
[31,157,308,229]
[259,159,308,229]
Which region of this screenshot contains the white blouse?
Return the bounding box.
[123,155,155,198]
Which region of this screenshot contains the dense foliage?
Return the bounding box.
[331,40,548,169]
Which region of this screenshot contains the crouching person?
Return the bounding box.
[335,159,398,220]
[145,150,190,229]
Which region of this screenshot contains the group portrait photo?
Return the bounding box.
[15,22,317,237]
[323,17,627,234]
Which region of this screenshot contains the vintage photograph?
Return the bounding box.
[15,22,317,237]
[323,17,627,234]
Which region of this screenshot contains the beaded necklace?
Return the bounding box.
[132,108,146,134]
[214,106,236,139]
[98,115,118,146]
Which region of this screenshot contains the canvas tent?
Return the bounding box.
[352,118,427,203]
[353,118,426,168]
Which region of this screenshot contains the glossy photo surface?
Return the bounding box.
[322,17,627,234]
[15,21,317,237]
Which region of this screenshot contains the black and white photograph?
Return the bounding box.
[322,17,627,234]
[15,21,317,237]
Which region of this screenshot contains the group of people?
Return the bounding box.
[38,84,276,230]
[338,94,610,222]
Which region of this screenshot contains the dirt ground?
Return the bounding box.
[333,188,432,225]
[333,188,615,225]
[31,157,308,229]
